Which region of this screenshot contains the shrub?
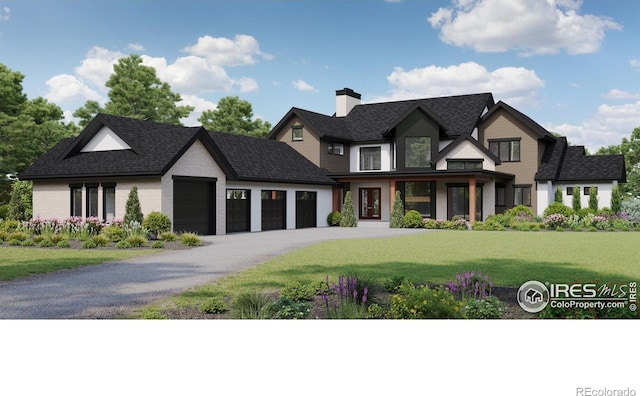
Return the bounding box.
[544,214,568,228]
[319,275,369,319]
[506,205,534,221]
[384,275,405,292]
[447,271,493,300]
[422,218,439,229]
[116,240,132,249]
[0,219,21,233]
[200,297,227,315]
[621,198,640,222]
[57,240,71,248]
[231,292,274,319]
[39,238,54,248]
[484,214,510,227]
[402,210,423,228]
[8,239,21,246]
[554,187,563,203]
[389,191,404,228]
[102,225,126,242]
[126,235,146,247]
[50,233,68,244]
[611,186,621,214]
[151,241,164,249]
[464,296,507,319]
[159,231,178,242]
[326,211,342,227]
[8,181,32,221]
[180,232,201,246]
[576,208,592,219]
[266,297,311,319]
[0,203,9,220]
[82,240,97,249]
[280,281,316,302]
[543,202,574,217]
[388,282,464,319]
[339,191,357,227]
[0,230,7,242]
[449,218,468,230]
[21,239,35,247]
[572,186,581,212]
[33,235,45,243]
[142,211,171,239]
[8,231,29,242]
[124,185,144,225]
[92,234,110,247]
[588,186,599,212]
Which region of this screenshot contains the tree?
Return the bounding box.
[74,55,194,126]
[7,180,32,221]
[572,186,581,212]
[597,126,640,197]
[124,185,143,225]
[389,191,405,228]
[588,186,598,212]
[611,186,621,213]
[339,191,357,227]
[199,96,272,137]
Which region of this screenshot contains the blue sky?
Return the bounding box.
[0,0,638,152]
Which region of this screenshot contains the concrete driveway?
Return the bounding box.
[0,227,427,319]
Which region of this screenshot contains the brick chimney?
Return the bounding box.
[335,88,361,117]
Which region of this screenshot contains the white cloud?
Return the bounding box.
[44,74,103,103]
[631,59,640,71]
[75,46,124,89]
[372,61,544,107]
[127,43,145,52]
[234,77,259,93]
[292,79,316,92]
[546,100,640,152]
[428,0,621,56]
[182,34,272,67]
[0,6,9,21]
[141,54,235,94]
[179,94,217,127]
[603,89,640,100]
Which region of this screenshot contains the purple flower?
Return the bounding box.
[362,287,368,304]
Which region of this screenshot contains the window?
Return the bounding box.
[328,143,344,156]
[514,185,532,206]
[103,184,116,222]
[447,184,483,221]
[489,139,520,162]
[403,182,433,217]
[70,184,83,217]
[566,187,574,195]
[496,184,506,207]
[447,160,483,170]
[292,126,303,141]
[360,147,381,171]
[86,184,99,218]
[584,186,597,195]
[405,137,431,168]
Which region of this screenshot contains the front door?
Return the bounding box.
[359,188,381,219]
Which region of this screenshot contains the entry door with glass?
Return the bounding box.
[359,188,381,219]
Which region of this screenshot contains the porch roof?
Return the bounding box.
[328,169,514,182]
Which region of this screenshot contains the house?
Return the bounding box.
[20,114,335,235]
[21,89,626,233]
[268,89,626,221]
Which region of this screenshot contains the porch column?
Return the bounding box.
[468,177,476,223]
[389,180,397,221]
[332,185,340,212]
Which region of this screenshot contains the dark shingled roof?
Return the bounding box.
[269,92,495,142]
[20,114,335,185]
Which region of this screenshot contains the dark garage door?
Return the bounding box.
[173,178,215,235]
[261,190,286,231]
[296,191,317,229]
[226,189,251,233]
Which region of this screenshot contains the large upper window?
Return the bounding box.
[489,139,520,162]
[360,147,381,171]
[405,137,431,168]
[328,143,344,156]
[447,160,483,170]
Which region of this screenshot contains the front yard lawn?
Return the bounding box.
[0,248,156,281]
[142,231,639,318]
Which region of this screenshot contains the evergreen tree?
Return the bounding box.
[8,181,32,221]
[124,185,143,225]
[339,191,357,227]
[389,190,405,228]
[554,187,563,203]
[572,186,581,212]
[589,186,599,212]
[199,96,271,137]
[611,186,621,213]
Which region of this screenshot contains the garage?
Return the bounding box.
[261,190,286,231]
[173,177,216,235]
[226,189,251,233]
[296,191,317,228]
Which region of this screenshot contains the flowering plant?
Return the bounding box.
[319,275,368,319]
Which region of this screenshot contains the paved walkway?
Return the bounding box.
[0,227,428,319]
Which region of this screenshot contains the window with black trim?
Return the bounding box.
[292,126,303,141]
[86,184,99,218]
[328,143,344,156]
[584,186,597,195]
[514,185,531,206]
[405,137,431,168]
[447,160,483,170]
[566,187,574,195]
[103,184,116,222]
[489,139,520,162]
[70,184,83,217]
[496,184,506,207]
[360,147,381,171]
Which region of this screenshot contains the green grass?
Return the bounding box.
[164,231,639,313]
[0,247,156,281]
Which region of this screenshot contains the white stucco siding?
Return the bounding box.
[32,182,71,219]
[435,181,447,220]
[538,182,617,216]
[161,139,228,235]
[436,140,495,171]
[482,180,496,220]
[350,143,392,172]
[226,181,333,232]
